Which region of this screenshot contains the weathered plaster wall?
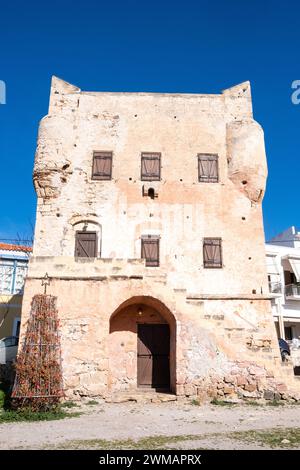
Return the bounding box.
[32,77,268,296]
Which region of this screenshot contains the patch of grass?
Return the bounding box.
[0,382,82,422]
[86,400,99,406]
[0,407,81,423]
[60,400,79,408]
[48,427,300,450]
[190,399,200,405]
[49,434,210,450]
[267,400,284,407]
[231,428,300,448]
[210,398,236,406]
[244,400,262,407]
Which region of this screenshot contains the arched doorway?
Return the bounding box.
[108,296,176,393]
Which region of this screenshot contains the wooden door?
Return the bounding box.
[137,324,170,389]
[75,231,97,258]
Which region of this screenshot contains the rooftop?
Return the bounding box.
[0,242,32,253]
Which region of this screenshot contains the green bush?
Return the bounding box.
[0,389,5,409]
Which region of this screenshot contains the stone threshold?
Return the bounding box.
[105,390,177,404]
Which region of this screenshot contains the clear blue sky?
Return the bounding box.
[0,0,299,243]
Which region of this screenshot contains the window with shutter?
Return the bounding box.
[203,238,222,268]
[198,154,219,183]
[141,153,161,181]
[75,231,97,258]
[141,236,160,267]
[14,261,28,294]
[92,151,112,180]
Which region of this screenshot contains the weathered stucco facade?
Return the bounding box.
[20,76,300,400]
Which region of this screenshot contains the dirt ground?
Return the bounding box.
[1,400,300,450]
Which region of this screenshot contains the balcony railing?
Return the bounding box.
[285,283,300,298]
[268,281,282,294]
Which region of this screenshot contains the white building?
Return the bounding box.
[266,226,300,368]
[0,243,31,340]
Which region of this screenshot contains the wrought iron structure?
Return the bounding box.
[12,294,64,410]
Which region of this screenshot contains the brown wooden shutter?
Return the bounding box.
[203,238,222,268]
[92,152,112,180]
[198,154,219,183]
[141,236,160,267]
[75,232,97,258]
[141,153,161,181]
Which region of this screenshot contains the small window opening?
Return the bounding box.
[148,188,155,199]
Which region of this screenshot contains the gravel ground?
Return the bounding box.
[1,401,300,450]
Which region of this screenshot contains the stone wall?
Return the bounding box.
[20,273,300,399]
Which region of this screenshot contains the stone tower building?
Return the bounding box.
[20,77,299,399]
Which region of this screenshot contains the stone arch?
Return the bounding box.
[108,296,177,393]
[68,214,100,227]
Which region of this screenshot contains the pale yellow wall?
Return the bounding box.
[0,294,22,338]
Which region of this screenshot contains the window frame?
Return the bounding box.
[284,326,293,341]
[203,237,223,269]
[92,151,113,181]
[141,235,160,267]
[0,258,28,295]
[198,153,219,183]
[0,259,14,294]
[141,152,161,181]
